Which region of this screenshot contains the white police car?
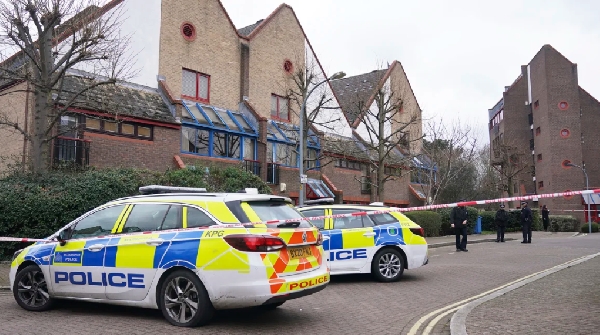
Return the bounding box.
[10,186,329,327]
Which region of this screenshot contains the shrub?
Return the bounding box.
[0,166,271,260]
[581,222,599,233]
[480,211,497,231]
[403,211,442,237]
[549,215,580,232]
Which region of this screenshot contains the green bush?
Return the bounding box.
[581,222,599,233]
[549,215,580,232]
[403,211,442,237]
[438,207,479,236]
[0,166,270,260]
[480,211,496,231]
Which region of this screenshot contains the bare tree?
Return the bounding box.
[473,143,502,207]
[418,118,478,205]
[351,78,422,202]
[490,132,532,207]
[0,0,138,173]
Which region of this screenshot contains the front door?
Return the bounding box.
[105,203,181,301]
[50,204,128,299]
[327,208,375,273]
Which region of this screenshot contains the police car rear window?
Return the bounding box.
[369,213,397,225]
[246,201,312,228]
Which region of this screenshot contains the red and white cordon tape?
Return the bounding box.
[1,188,599,244]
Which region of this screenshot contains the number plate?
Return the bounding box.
[288,246,312,260]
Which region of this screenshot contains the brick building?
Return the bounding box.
[488,44,600,221]
[0,0,430,206]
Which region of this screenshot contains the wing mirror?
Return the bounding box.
[57,230,69,246]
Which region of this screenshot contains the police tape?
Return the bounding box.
[1,188,599,243]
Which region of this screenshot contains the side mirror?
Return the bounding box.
[57,230,69,246]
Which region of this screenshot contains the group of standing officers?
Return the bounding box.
[450,200,551,251]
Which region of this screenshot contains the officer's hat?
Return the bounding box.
[500,204,505,208]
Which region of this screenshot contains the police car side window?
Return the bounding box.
[160,205,182,230]
[71,205,126,239]
[186,207,216,228]
[301,209,325,229]
[369,213,397,226]
[332,209,367,229]
[121,204,171,233]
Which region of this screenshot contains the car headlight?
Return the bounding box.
[12,249,23,262]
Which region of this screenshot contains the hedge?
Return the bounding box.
[403,211,442,237]
[581,222,599,233]
[549,215,580,232]
[438,207,479,235]
[0,166,271,260]
[437,208,541,235]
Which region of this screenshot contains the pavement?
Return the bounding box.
[0,231,597,335]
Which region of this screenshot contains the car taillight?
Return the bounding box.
[223,234,286,252]
[410,227,425,237]
[316,231,324,246]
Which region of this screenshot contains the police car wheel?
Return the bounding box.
[371,248,404,282]
[159,270,214,327]
[13,264,55,311]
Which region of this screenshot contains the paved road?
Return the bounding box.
[0,232,598,335]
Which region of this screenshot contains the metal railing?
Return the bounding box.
[53,136,90,168]
[267,163,280,184]
[242,159,261,176]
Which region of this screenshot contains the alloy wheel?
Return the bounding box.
[17,269,50,308]
[378,252,402,279]
[163,276,200,324]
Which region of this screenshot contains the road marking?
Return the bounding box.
[406,254,591,335]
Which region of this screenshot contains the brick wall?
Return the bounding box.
[158,0,242,111]
[389,63,423,154]
[83,126,180,171]
[246,6,305,121]
[0,82,33,174]
[579,88,600,188]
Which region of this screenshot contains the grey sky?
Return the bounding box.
[121,0,600,145]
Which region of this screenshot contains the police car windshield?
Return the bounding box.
[246,201,313,228]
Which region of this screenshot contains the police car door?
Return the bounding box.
[50,204,128,299]
[105,203,181,301]
[328,208,375,273]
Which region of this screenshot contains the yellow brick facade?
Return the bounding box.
[0,82,30,174]
[389,63,423,154]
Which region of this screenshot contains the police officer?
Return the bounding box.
[495,204,508,242]
[450,199,469,252]
[520,201,533,243]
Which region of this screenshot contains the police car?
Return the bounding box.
[9,186,329,327]
[297,200,428,282]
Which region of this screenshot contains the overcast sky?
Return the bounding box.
[121,0,600,145]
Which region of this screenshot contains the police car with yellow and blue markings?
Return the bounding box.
[9,186,329,327]
[297,201,428,282]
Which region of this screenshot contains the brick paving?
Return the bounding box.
[466,253,600,335]
[0,232,594,334]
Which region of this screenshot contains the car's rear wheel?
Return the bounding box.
[13,264,54,311]
[158,270,214,327]
[371,248,405,282]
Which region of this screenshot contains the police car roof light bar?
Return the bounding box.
[139,185,208,195]
[303,198,335,206]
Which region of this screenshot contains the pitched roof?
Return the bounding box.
[237,19,264,37]
[322,133,371,161]
[57,71,175,124]
[329,69,386,125]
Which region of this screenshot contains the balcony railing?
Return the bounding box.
[242,159,261,176]
[53,136,90,168]
[267,163,280,185]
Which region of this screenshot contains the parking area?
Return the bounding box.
[1,232,598,335]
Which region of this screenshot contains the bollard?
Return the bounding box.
[474,216,482,234]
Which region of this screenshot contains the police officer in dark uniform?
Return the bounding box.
[520,201,533,243]
[495,204,508,242]
[450,199,469,252]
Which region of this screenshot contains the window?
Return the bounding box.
[361,175,371,194]
[213,133,241,158]
[271,94,289,121]
[244,137,255,160]
[185,207,216,228]
[536,127,541,136]
[537,154,543,162]
[534,100,539,108]
[301,209,325,229]
[182,69,210,102]
[121,204,181,233]
[83,116,153,140]
[331,209,374,229]
[538,181,544,189]
[70,205,126,239]
[59,115,79,138]
[246,201,312,228]
[369,213,397,226]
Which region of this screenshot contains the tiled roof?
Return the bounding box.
[57,73,175,123]
[322,133,371,161]
[237,19,264,36]
[329,69,386,125]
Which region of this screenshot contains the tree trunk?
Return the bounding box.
[506,175,514,208]
[31,89,52,174]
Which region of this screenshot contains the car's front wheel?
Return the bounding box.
[158,270,214,327]
[13,264,54,311]
[371,248,405,282]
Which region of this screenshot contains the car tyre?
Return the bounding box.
[158,270,214,327]
[13,264,55,311]
[371,248,405,282]
[259,301,285,310]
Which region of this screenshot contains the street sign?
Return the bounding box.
[300,174,307,184]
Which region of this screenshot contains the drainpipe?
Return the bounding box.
[22,81,30,171]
